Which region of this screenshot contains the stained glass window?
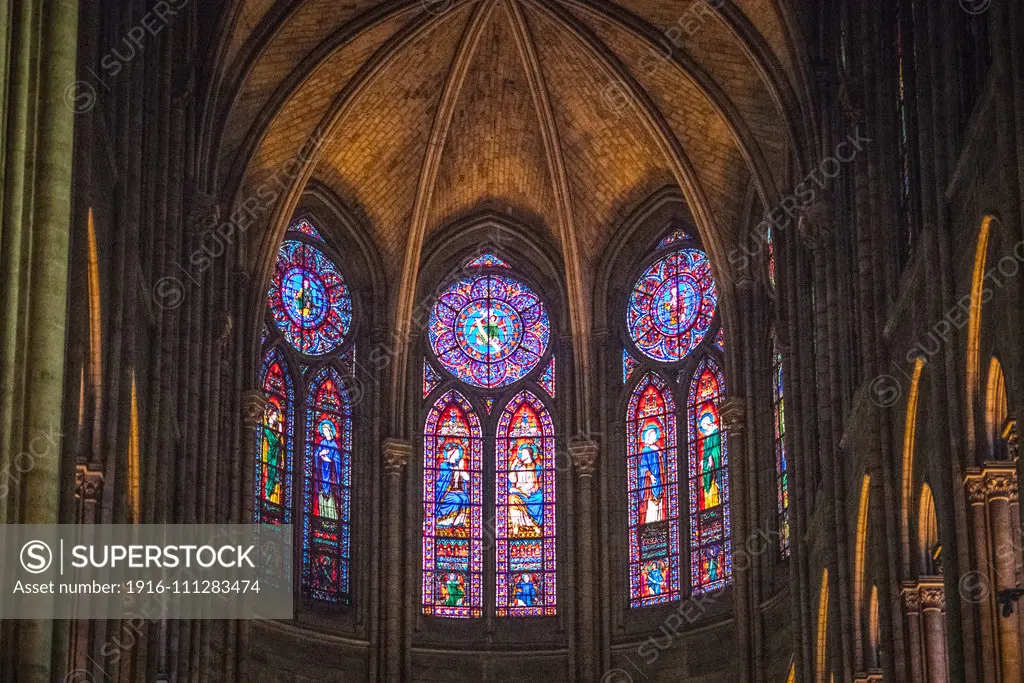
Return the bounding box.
[483,397,495,414]
[423,361,442,398]
[268,240,353,356]
[623,349,639,384]
[292,217,324,241]
[423,391,483,618]
[627,373,679,607]
[627,249,717,363]
[259,217,358,606]
[538,357,555,398]
[714,328,724,352]
[657,228,693,249]
[766,226,776,289]
[256,349,294,525]
[774,347,790,558]
[428,274,550,389]
[466,252,510,269]
[495,391,557,616]
[303,368,353,602]
[688,358,731,594]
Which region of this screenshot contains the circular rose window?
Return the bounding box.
[268,240,352,355]
[627,249,716,362]
[428,274,549,389]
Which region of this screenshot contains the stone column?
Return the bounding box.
[569,438,598,683]
[719,395,751,682]
[0,0,79,679]
[383,439,412,683]
[985,467,1021,683]
[965,472,998,683]
[235,391,266,683]
[920,585,947,683]
[902,585,924,683]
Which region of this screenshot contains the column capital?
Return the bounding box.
[900,583,920,613]
[965,472,988,505]
[383,438,413,474]
[241,390,267,428]
[983,466,1018,502]
[719,397,746,434]
[569,438,598,477]
[919,585,946,611]
[74,464,105,503]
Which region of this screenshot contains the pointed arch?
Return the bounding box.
[918,483,939,575]
[302,366,354,603]
[495,390,557,616]
[984,356,1008,460]
[688,356,730,594]
[900,357,925,571]
[817,568,830,683]
[853,474,871,666]
[966,215,995,455]
[255,348,294,525]
[422,390,484,618]
[627,371,679,607]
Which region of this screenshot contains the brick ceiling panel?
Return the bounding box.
[311,7,473,277]
[570,1,787,175]
[522,4,675,276]
[564,8,753,236]
[424,2,560,247]
[244,12,413,182]
[220,0,388,171]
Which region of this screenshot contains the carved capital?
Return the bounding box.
[382,438,413,474]
[241,390,267,428]
[1002,417,1018,462]
[74,464,105,503]
[900,583,920,613]
[719,397,746,434]
[984,466,1018,502]
[569,438,598,477]
[920,585,946,611]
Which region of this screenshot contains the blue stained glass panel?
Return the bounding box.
[538,357,555,398]
[255,349,294,525]
[657,228,693,249]
[291,218,324,241]
[466,252,510,269]
[495,391,557,616]
[423,391,483,618]
[627,249,717,363]
[623,349,639,384]
[302,367,353,603]
[688,357,731,594]
[268,241,352,356]
[428,274,550,389]
[423,361,442,398]
[627,373,679,607]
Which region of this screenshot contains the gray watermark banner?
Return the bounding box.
[0,524,292,619]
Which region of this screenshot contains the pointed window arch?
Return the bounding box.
[495,391,557,616]
[422,258,557,618]
[303,367,353,603]
[256,349,294,525]
[688,357,730,594]
[257,216,357,605]
[627,372,679,606]
[422,390,484,618]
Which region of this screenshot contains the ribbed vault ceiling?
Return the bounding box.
[207,0,805,410]
[211,0,800,274]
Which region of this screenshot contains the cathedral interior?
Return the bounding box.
[1,0,1023,681]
